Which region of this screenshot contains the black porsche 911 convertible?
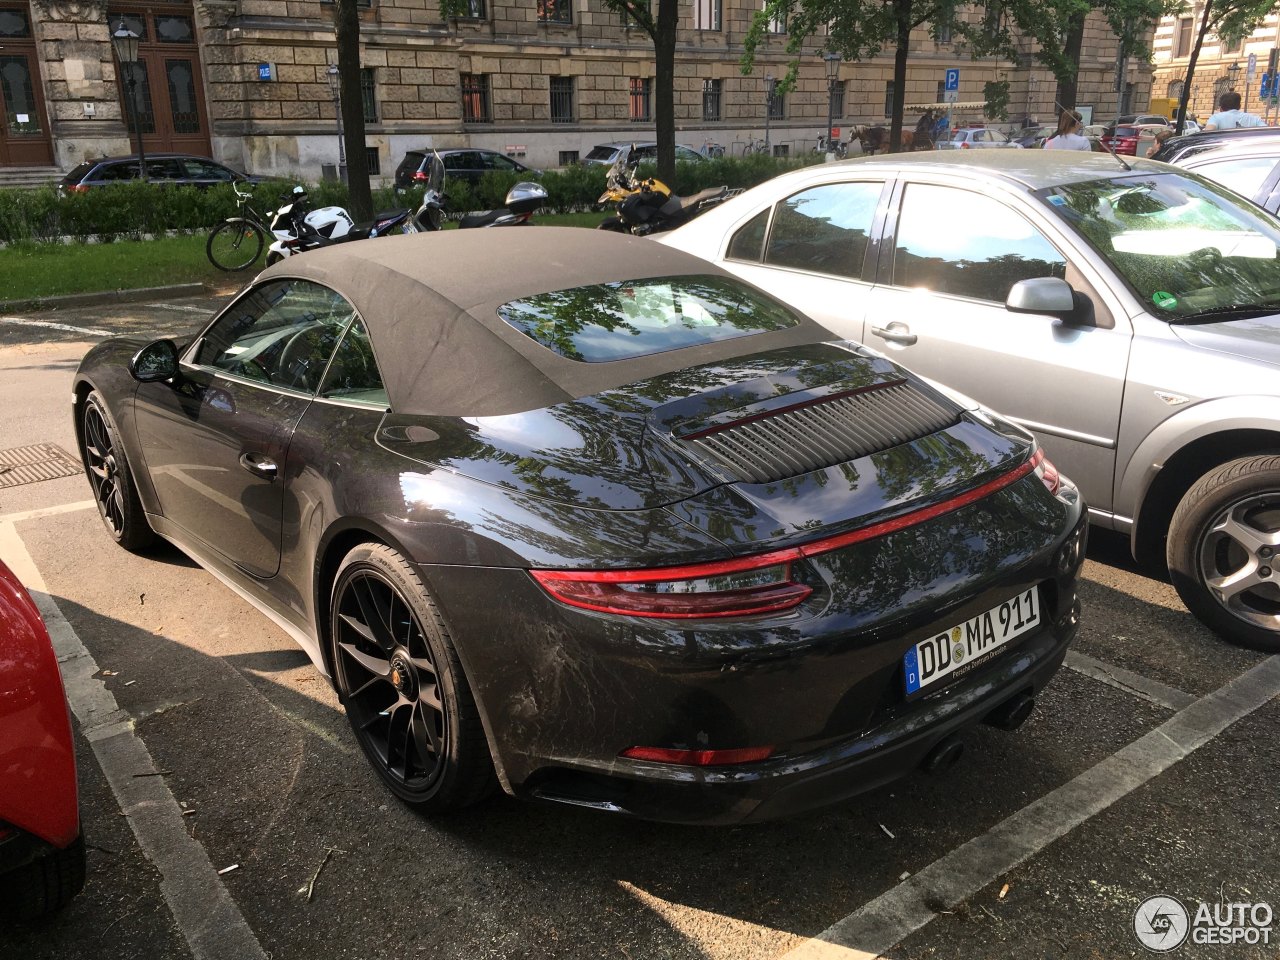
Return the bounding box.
[73,228,1086,824]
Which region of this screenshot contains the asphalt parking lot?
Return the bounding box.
[1,296,1278,960]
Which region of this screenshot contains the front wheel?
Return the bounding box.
[0,832,85,920]
[1167,455,1280,652]
[207,218,265,271]
[79,391,155,552]
[330,543,497,812]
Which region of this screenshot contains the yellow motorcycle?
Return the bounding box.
[596,145,739,236]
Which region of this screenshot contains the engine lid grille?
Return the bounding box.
[678,380,961,484]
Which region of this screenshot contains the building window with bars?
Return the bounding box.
[461,73,491,123]
[884,80,895,118]
[1221,33,1242,53]
[559,149,579,165]
[538,0,571,24]
[768,88,784,119]
[694,0,720,30]
[365,145,381,175]
[629,77,651,121]
[360,68,377,123]
[550,76,574,122]
[936,21,951,43]
[764,1,786,34]
[830,79,845,118]
[458,0,486,17]
[1174,17,1193,57]
[936,79,945,102]
[702,78,721,121]
[1167,78,1184,99]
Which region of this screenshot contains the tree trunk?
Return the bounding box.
[1054,13,1085,113]
[333,0,371,221]
[1176,0,1214,135]
[654,0,678,183]
[889,0,911,152]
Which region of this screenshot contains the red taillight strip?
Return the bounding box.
[620,745,775,765]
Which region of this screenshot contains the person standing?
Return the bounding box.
[1204,91,1265,130]
[1044,110,1090,150]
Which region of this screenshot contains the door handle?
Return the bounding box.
[871,322,918,346]
[239,452,278,481]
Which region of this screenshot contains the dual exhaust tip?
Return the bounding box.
[920,693,1036,775]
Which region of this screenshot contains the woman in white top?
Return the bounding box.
[1043,110,1091,151]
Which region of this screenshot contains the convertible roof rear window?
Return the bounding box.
[497,275,800,362]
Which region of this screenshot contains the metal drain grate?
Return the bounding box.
[0,443,83,489]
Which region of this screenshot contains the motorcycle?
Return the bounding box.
[595,145,740,236]
[413,151,548,232]
[265,186,417,264]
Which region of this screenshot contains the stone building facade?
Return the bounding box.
[1151,9,1280,124]
[0,0,1152,180]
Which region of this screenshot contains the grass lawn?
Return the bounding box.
[0,212,605,304]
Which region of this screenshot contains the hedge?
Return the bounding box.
[0,154,822,245]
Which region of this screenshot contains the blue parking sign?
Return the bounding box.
[945,68,960,92]
[1263,73,1272,99]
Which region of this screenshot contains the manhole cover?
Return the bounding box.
[0,443,83,489]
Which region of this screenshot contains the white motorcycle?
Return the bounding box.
[265,186,417,264]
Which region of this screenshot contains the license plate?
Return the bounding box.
[903,586,1041,695]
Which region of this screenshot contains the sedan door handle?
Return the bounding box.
[239,452,278,481]
[871,322,918,346]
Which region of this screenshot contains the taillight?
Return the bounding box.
[532,455,1044,618]
[620,745,775,765]
[960,141,970,149]
[413,170,427,182]
[1030,448,1061,496]
[70,184,89,194]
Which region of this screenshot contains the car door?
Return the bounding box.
[715,179,889,344]
[132,278,355,577]
[1185,154,1280,211]
[862,180,1132,510]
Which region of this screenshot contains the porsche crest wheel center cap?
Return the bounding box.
[389,654,416,698]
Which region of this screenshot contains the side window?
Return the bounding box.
[194,279,356,393]
[487,153,518,171]
[892,184,1067,303]
[319,318,389,407]
[1191,157,1278,201]
[727,208,770,262]
[99,163,138,182]
[762,182,881,279]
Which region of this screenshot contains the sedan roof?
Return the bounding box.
[807,149,1163,190]
[261,228,830,416]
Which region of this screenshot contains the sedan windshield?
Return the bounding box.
[1037,172,1280,321]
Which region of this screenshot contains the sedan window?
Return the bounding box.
[195,279,356,392]
[319,318,388,407]
[1188,156,1277,201]
[891,184,1066,302]
[762,182,881,279]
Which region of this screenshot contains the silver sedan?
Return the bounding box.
[661,150,1280,652]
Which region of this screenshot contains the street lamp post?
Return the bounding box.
[326,63,346,168]
[110,22,145,182]
[764,73,774,152]
[823,52,841,160]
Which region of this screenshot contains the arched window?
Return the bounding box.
[1167,79,1184,99]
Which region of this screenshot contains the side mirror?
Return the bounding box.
[129,339,179,382]
[1005,277,1091,324]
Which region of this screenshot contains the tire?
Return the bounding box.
[0,832,86,920]
[330,543,496,812]
[265,251,283,266]
[206,218,265,272]
[1167,455,1280,652]
[597,218,628,233]
[79,391,155,553]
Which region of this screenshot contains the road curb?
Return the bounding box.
[0,283,213,314]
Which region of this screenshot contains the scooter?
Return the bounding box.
[595,145,739,236]
[265,186,417,264]
[413,151,548,231]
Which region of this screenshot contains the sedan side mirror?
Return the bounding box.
[1006,277,1095,326]
[129,339,179,382]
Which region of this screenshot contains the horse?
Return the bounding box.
[848,125,917,154]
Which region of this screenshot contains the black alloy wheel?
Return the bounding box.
[330,544,496,811]
[79,391,154,552]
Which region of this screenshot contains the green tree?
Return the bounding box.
[1173,0,1276,133]
[333,0,372,221]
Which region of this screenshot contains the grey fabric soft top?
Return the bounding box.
[258,228,833,416]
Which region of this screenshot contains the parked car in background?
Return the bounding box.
[394,148,538,191]
[0,558,84,919]
[1099,123,1168,156]
[1113,114,1172,127]
[73,228,1085,824]
[936,127,1023,149]
[1154,129,1280,213]
[660,150,1280,653]
[1012,125,1056,148]
[58,154,259,194]
[583,142,707,166]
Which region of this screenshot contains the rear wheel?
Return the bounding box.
[0,832,86,920]
[1167,455,1280,652]
[330,543,496,812]
[207,218,265,271]
[79,391,155,552]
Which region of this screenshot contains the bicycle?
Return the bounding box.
[814,134,848,159]
[740,138,770,156]
[206,182,271,272]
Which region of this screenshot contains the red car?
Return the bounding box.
[1100,123,1167,156]
[0,558,84,918]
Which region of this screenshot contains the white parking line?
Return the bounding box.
[0,520,268,960]
[0,316,111,336]
[1064,650,1197,712]
[157,303,216,315]
[0,499,96,525]
[781,655,1280,960]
